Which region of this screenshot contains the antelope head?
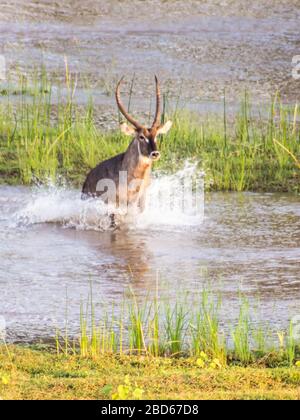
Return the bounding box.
[116,76,172,162]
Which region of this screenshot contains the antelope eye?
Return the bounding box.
[139,135,149,143]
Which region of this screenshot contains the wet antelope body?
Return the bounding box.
[82,77,172,214]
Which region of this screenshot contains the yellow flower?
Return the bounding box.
[1,375,10,385]
[112,384,129,400]
[132,388,144,400]
[112,377,145,400]
[196,358,206,368]
[199,351,208,360]
[295,361,300,368]
[210,358,222,369]
[196,351,209,368]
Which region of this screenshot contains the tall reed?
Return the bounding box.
[190,290,226,363]
[232,298,252,364]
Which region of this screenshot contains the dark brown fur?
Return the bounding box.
[82,77,171,214]
[82,137,152,211]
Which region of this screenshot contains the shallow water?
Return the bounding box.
[0,173,299,342]
[0,0,300,118]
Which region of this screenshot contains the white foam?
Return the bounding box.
[134,162,205,230]
[12,162,205,232]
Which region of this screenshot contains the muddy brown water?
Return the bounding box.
[0,183,299,342]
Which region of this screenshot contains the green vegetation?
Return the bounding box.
[1,289,300,400]
[0,69,299,191]
[53,289,300,369]
[1,346,300,400]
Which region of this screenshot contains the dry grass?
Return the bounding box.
[1,346,300,400]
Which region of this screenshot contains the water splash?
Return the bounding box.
[135,162,205,230]
[12,162,205,232]
[13,185,115,231]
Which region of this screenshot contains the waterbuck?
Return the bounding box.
[82,76,172,218]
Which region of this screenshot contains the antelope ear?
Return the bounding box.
[157,120,172,135]
[120,123,136,136]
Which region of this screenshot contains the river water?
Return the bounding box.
[0,172,299,342]
[0,0,300,119]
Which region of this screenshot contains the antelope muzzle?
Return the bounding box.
[150,150,161,161]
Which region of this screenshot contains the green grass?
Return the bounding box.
[190,289,226,363]
[232,298,252,364]
[2,288,300,400]
[53,288,300,369]
[1,346,300,400]
[0,70,299,191]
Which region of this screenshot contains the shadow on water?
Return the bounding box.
[56,227,153,289]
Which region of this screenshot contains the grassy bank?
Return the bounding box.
[51,289,300,371]
[0,70,299,191]
[1,291,300,400]
[1,346,300,400]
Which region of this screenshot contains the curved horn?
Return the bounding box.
[152,75,161,128]
[115,77,142,129]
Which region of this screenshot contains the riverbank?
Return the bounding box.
[1,345,300,400]
[1,289,300,400]
[0,74,299,192]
